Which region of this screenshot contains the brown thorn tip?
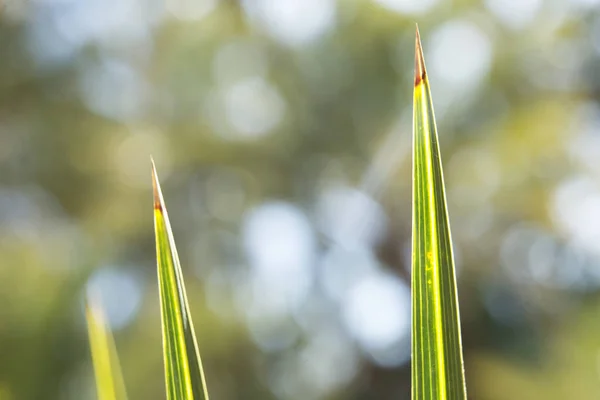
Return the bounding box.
[151,158,162,211]
[415,24,426,87]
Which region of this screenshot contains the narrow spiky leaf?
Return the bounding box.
[152,161,209,400]
[85,296,128,400]
[411,26,467,400]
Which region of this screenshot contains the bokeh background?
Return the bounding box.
[1,0,600,399]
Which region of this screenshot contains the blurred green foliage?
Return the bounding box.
[1,0,600,399]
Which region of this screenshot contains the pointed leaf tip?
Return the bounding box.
[411,25,467,399]
[151,160,162,211]
[151,160,210,400]
[415,25,426,87]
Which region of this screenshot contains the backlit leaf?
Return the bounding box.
[411,26,467,400]
[152,161,210,400]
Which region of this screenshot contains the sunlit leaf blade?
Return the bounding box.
[85,295,128,400]
[152,161,210,400]
[411,26,467,400]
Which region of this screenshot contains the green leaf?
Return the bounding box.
[152,161,210,400]
[411,26,467,400]
[85,295,128,400]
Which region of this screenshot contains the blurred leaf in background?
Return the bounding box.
[85,295,128,400]
[1,0,600,399]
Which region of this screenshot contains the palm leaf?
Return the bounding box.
[85,295,128,400]
[152,161,210,400]
[411,26,467,400]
